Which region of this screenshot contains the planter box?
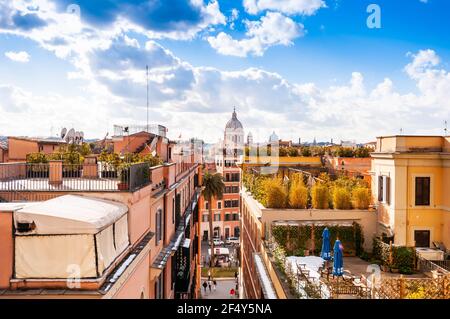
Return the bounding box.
[117,182,129,191]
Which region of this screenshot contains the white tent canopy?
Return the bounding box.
[14,194,128,235]
[13,195,130,279]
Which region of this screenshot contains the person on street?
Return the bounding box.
[208,281,212,292]
[213,279,217,291]
[202,281,207,293]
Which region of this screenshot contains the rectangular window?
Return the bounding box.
[202,214,208,222]
[155,210,163,243]
[415,177,430,206]
[214,213,221,221]
[217,202,222,209]
[414,230,430,247]
[225,214,231,221]
[155,273,164,299]
[172,198,175,224]
[205,202,209,210]
[233,213,239,221]
[378,175,390,204]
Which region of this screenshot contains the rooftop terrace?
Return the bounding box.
[0,162,152,194]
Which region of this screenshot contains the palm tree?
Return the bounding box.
[202,171,225,276]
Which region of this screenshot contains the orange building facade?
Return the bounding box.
[200,110,243,241]
[0,128,203,299]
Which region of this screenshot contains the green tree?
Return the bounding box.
[301,147,312,157]
[202,172,225,276]
[288,147,298,157]
[279,147,288,157]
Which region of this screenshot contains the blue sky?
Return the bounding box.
[0,0,449,143]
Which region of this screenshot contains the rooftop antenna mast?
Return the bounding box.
[444,120,448,136]
[146,65,149,134]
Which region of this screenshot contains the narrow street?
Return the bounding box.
[200,278,239,299]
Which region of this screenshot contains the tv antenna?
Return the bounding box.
[146,65,149,134]
[445,120,448,136]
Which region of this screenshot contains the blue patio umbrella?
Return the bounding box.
[333,239,344,276]
[320,228,331,261]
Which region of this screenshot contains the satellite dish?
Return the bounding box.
[61,128,67,139]
[66,128,75,143]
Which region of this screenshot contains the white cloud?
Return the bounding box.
[2,45,449,143]
[208,12,304,57]
[0,2,448,143]
[243,0,326,16]
[4,51,30,62]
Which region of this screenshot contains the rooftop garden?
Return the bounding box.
[243,170,372,210]
[26,144,162,167]
[244,145,371,158]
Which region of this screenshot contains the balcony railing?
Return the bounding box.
[0,162,151,192]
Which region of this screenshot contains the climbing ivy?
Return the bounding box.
[272,222,364,256]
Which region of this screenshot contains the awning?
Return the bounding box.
[254,254,277,299]
[182,238,191,249]
[14,195,128,235]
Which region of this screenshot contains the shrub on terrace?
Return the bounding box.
[288,174,308,209]
[352,186,371,209]
[311,183,329,209]
[262,177,288,208]
[333,187,352,209]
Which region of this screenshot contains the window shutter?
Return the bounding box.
[385,176,390,205]
[378,176,383,202]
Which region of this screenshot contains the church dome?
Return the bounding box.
[225,108,243,130]
[269,131,279,142]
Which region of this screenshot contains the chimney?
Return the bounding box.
[82,155,98,178]
[49,160,63,185]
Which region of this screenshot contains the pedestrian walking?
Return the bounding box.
[202,281,207,293]
[213,279,217,291]
[208,280,212,292]
[234,271,238,279]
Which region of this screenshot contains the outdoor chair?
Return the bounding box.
[433,241,450,259]
[342,270,353,282]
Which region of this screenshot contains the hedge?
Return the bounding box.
[272,222,364,256]
[372,238,415,274]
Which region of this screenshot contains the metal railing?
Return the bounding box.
[417,257,450,275]
[0,162,151,192]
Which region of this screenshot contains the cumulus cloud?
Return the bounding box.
[49,0,226,39]
[208,12,304,57]
[243,0,326,16]
[0,1,448,142]
[4,51,30,62]
[0,1,47,31]
[2,31,450,142]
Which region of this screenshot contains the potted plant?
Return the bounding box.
[117,165,130,191]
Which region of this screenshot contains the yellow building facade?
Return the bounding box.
[371,135,450,248]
